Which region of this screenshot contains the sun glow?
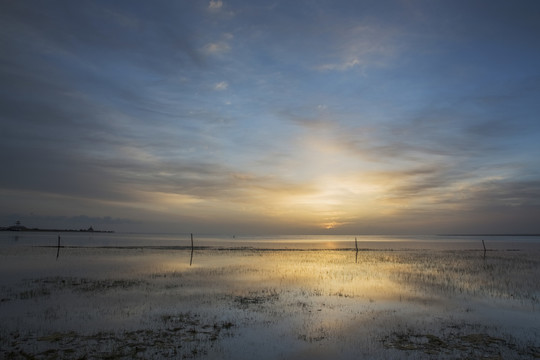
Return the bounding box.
[270,174,387,230]
[324,221,338,230]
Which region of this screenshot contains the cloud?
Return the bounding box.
[316,58,362,71]
[202,32,234,57]
[208,0,223,11]
[465,180,540,209]
[276,101,534,221]
[214,81,229,91]
[204,42,230,54]
[1,1,206,76]
[311,22,399,72]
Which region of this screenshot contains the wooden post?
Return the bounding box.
[56,235,61,260]
[355,237,359,263]
[190,233,194,266]
[482,239,486,259]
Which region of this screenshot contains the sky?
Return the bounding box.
[1,0,540,235]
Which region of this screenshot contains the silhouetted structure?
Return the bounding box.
[7,220,27,231]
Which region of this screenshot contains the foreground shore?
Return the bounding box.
[1,244,539,359]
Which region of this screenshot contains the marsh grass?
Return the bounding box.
[382,328,540,359]
[5,316,235,360]
[392,250,540,304]
[0,246,539,359]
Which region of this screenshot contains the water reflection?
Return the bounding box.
[1,245,539,359]
[56,235,61,260]
[3,232,539,250]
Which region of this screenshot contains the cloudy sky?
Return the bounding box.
[1,0,540,234]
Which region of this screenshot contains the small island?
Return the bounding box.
[0,221,114,233]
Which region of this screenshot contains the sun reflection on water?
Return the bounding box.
[1,244,539,359]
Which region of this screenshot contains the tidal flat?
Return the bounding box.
[1,241,539,359]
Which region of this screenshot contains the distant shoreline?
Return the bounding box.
[439,234,540,237]
[0,228,114,233]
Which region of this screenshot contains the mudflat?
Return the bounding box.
[1,245,539,359]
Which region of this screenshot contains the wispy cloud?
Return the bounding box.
[312,22,399,72]
[204,41,230,54]
[214,81,229,91]
[316,58,362,71]
[208,0,223,11]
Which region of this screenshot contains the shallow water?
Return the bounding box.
[1,234,539,359]
[2,231,539,250]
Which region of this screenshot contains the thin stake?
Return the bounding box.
[482,239,486,259]
[190,233,194,266]
[56,235,61,260]
[355,237,359,263]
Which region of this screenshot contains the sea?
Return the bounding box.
[1,231,539,251]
